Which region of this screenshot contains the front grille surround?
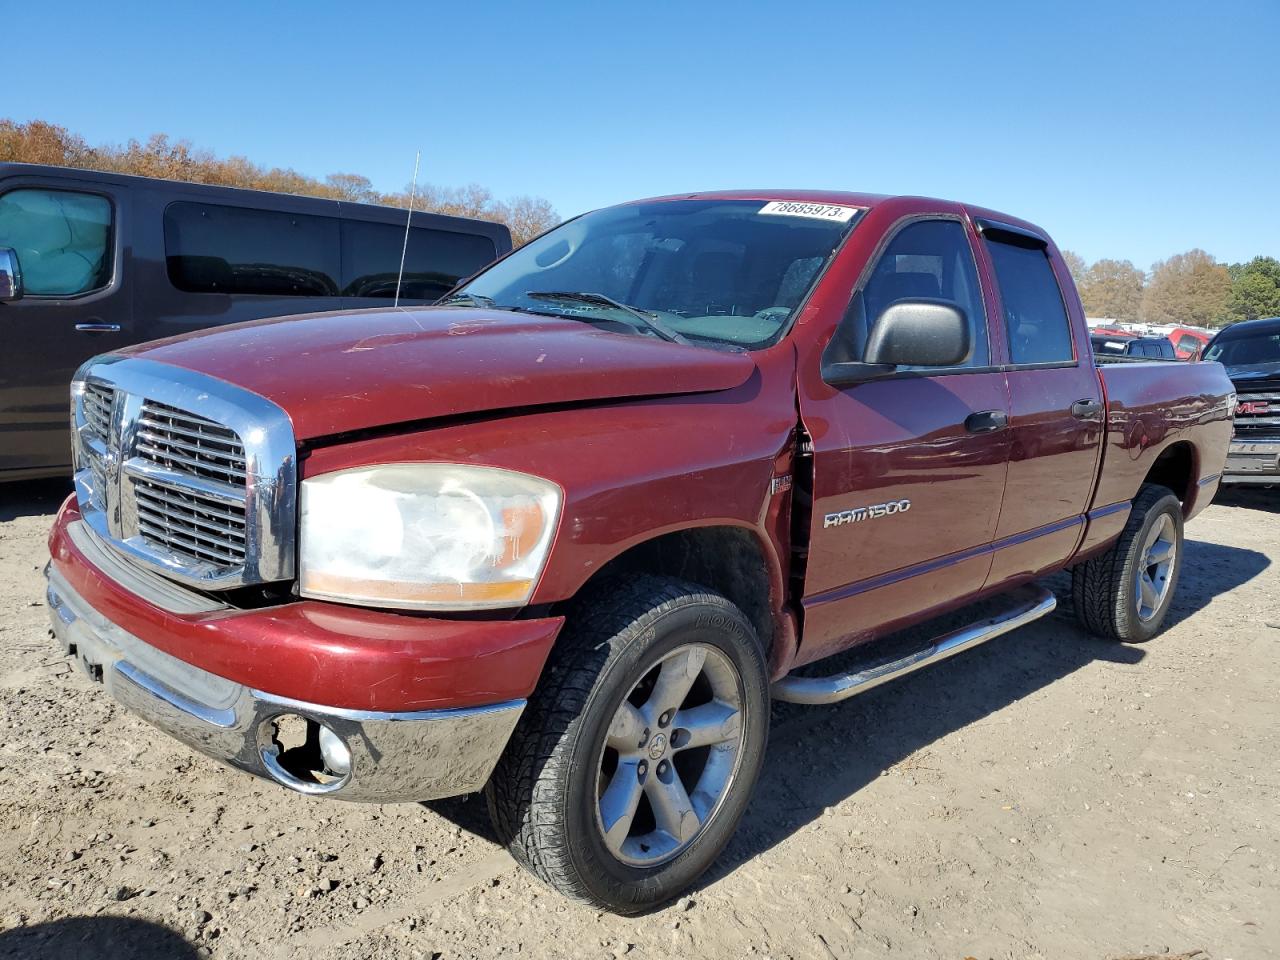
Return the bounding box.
[1234,389,1280,438]
[70,357,296,590]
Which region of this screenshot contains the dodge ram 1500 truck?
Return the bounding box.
[45,191,1234,913]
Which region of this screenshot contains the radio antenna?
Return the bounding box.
[393,149,422,307]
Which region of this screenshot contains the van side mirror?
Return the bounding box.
[864,299,969,367]
[0,248,22,302]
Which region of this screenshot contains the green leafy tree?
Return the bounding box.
[1226,256,1280,322]
[1141,249,1233,327]
[1079,258,1144,321]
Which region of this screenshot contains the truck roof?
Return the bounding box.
[631,189,1051,242]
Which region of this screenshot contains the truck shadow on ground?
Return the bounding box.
[1213,486,1280,515]
[0,916,199,960]
[419,537,1270,902]
[699,536,1269,896]
[0,478,71,522]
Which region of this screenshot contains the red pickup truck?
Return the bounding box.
[46,191,1234,913]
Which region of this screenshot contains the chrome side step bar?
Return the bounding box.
[772,586,1057,705]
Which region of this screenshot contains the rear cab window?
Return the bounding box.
[0,188,113,296]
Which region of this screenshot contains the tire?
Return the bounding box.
[1072,483,1184,643]
[485,574,770,914]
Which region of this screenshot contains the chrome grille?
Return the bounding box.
[133,476,248,568]
[83,382,114,441]
[1235,390,1280,437]
[70,356,297,589]
[137,400,249,486]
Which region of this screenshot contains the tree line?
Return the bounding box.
[0,119,560,246]
[5,119,1275,321]
[1061,247,1277,329]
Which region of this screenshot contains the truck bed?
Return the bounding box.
[1092,360,1235,513]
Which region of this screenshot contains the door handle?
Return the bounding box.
[965,410,1008,433]
[1071,398,1103,420]
[74,322,121,333]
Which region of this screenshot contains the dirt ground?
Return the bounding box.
[0,480,1276,960]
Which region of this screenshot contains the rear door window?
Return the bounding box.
[983,235,1074,365]
[164,202,339,296]
[0,188,112,296]
[340,220,497,302]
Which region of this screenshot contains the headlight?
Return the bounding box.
[299,463,562,611]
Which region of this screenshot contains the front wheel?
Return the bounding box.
[1072,483,1184,643]
[485,575,769,914]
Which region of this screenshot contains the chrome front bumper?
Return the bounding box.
[45,566,524,802]
[1221,437,1280,484]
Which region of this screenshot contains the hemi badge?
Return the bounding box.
[770,475,793,495]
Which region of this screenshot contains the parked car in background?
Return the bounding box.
[45,189,1233,912]
[1090,332,1178,360]
[0,163,513,481]
[1203,316,1280,485]
[1168,326,1211,360]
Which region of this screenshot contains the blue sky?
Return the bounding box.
[7,0,1277,267]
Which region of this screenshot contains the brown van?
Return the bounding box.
[0,163,512,480]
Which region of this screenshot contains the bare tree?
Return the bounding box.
[494,195,559,246]
[0,118,559,243]
[325,173,378,203]
[1141,249,1232,327]
[1079,259,1145,321]
[1061,249,1088,288]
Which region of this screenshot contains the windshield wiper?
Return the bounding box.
[526,291,690,345]
[438,291,497,308]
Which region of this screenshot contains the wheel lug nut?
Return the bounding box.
[637,761,647,779]
[659,711,672,728]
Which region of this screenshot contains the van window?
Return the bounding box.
[984,238,1074,365]
[340,221,497,301]
[0,189,112,296]
[164,202,339,296]
[839,218,989,368]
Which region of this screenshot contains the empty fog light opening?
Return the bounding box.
[257,713,352,795]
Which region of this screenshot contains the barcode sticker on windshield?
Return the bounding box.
[758,201,859,222]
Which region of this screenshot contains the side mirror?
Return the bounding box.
[0,247,22,302]
[864,299,969,367]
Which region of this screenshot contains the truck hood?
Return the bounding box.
[1224,361,1280,391]
[120,307,757,441]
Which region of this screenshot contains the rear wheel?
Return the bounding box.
[1072,483,1184,643]
[485,575,769,914]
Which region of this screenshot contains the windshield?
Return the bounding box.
[1203,329,1280,368]
[451,199,862,349]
